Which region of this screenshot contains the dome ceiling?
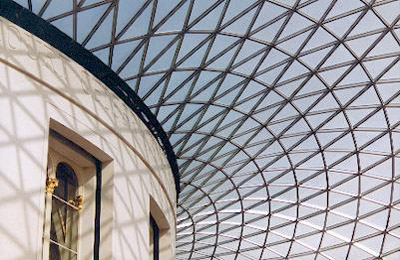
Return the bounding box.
[13,0,400,259]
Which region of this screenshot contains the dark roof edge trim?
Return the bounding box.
[0,0,180,200]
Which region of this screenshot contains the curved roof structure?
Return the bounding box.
[10,0,400,259]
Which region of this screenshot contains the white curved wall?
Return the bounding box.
[0,17,176,259]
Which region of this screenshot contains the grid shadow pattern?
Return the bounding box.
[12,0,400,259]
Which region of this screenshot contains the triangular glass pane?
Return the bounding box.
[77,3,110,43]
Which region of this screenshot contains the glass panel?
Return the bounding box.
[50,198,79,252]
[49,163,79,259]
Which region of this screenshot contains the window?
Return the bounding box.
[43,129,99,260]
[149,215,160,260]
[149,197,171,259]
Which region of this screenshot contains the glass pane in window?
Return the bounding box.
[49,163,79,259]
[50,198,79,251]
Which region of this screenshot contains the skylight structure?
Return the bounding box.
[12,0,400,259]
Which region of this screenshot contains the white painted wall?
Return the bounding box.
[0,17,176,260]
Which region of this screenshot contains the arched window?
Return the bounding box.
[43,127,104,259]
[47,162,81,260]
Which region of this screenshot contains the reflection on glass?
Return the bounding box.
[49,163,79,260]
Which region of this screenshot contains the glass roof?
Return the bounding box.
[13,0,400,259]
